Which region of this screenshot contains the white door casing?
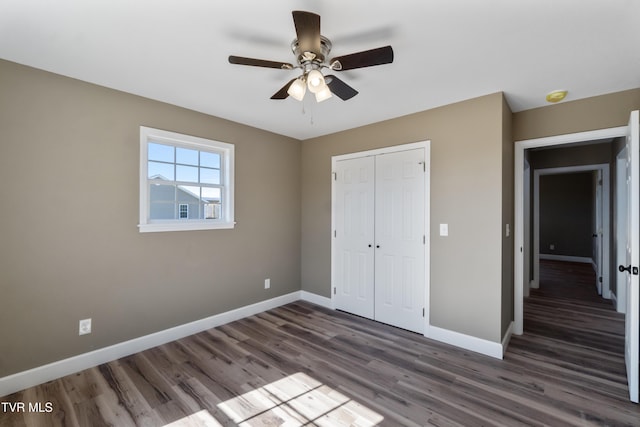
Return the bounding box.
[331,141,430,335]
[595,170,604,296]
[615,146,629,314]
[623,110,639,403]
[532,164,610,296]
[514,126,627,335]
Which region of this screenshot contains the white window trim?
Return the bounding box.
[139,126,235,233]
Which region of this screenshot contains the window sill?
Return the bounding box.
[138,221,235,233]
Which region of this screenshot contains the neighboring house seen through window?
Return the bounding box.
[139,126,234,232]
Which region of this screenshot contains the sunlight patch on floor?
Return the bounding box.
[217,372,383,426]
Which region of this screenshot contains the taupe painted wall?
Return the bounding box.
[513,88,640,141]
[0,60,301,377]
[3,55,637,380]
[301,93,509,343]
[539,173,595,257]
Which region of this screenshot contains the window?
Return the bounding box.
[178,204,189,219]
[139,126,234,232]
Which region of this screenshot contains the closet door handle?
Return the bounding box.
[368,244,372,248]
[376,245,380,249]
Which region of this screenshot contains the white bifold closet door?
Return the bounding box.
[334,148,425,333]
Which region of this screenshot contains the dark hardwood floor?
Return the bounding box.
[2,260,639,426]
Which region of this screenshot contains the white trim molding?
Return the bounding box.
[428,325,504,360]
[502,321,514,356]
[138,126,235,233]
[0,292,300,398]
[514,125,628,335]
[300,291,333,309]
[532,163,610,297]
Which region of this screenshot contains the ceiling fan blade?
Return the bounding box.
[292,10,321,55]
[229,55,294,70]
[325,75,358,100]
[271,78,297,100]
[330,45,394,70]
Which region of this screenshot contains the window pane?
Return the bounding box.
[201,151,220,168]
[176,147,199,166]
[203,203,221,219]
[148,161,174,180]
[200,167,220,184]
[148,142,174,162]
[149,202,175,220]
[177,185,200,203]
[181,202,199,219]
[150,183,175,202]
[201,187,221,203]
[176,165,198,183]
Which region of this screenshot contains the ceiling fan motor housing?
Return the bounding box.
[291,35,332,65]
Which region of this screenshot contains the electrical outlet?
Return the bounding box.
[550,244,555,250]
[264,278,271,289]
[79,318,92,335]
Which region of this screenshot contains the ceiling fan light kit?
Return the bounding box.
[315,85,333,102]
[287,77,307,101]
[229,10,394,103]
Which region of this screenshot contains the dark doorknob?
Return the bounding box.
[619,264,631,273]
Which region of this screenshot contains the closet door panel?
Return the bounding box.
[333,156,375,319]
[374,149,425,333]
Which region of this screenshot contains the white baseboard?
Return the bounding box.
[299,291,332,309]
[427,325,503,360]
[539,254,593,264]
[1,290,509,397]
[611,292,625,314]
[501,321,514,356]
[0,291,300,398]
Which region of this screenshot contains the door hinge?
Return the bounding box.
[423,235,426,244]
[334,230,337,238]
[333,287,337,295]
[422,308,425,317]
[599,276,603,283]
[419,161,425,172]
[332,172,337,181]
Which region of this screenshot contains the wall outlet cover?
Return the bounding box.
[79,318,92,335]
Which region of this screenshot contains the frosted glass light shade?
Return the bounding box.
[287,78,306,101]
[306,70,325,94]
[315,85,332,102]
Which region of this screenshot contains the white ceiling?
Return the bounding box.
[1,0,639,140]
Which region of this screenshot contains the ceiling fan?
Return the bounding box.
[228,10,394,102]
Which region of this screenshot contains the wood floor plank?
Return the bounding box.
[3,259,640,426]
